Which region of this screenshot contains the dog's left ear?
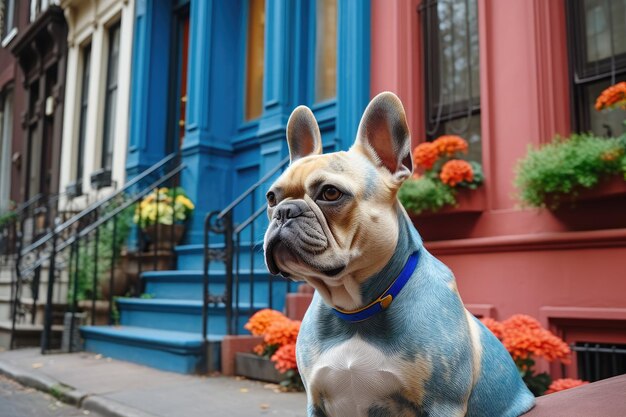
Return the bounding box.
[353,92,413,184]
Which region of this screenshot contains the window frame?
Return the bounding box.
[312,0,338,105]
[76,43,91,188]
[101,22,121,171]
[242,0,266,122]
[565,0,626,135]
[420,0,482,143]
[1,0,17,42]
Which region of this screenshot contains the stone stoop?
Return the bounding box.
[80,242,295,375]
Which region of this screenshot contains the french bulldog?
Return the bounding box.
[263,92,535,417]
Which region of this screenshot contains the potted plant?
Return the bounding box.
[133,187,195,250]
[515,82,626,209]
[398,135,484,215]
[480,314,587,396]
[237,309,304,391]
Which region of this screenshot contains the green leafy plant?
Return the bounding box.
[70,205,134,301]
[514,134,626,208]
[399,135,483,215]
[398,177,456,214]
[0,208,17,229]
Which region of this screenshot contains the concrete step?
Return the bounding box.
[175,242,265,271]
[116,298,268,335]
[0,320,63,350]
[80,325,221,374]
[142,269,294,306]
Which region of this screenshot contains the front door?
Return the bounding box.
[167,6,190,154]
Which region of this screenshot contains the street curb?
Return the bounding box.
[0,359,158,417]
[83,396,159,417]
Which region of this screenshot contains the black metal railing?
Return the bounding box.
[8,153,183,351]
[203,155,291,347]
[572,342,626,383]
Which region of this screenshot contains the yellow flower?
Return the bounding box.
[175,195,195,210]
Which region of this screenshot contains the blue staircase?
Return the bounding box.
[80,157,292,374]
[81,242,291,374]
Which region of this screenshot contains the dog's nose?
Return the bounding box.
[273,200,306,222]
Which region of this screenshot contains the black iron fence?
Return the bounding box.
[7,153,184,351]
[572,342,626,383]
[203,155,292,341]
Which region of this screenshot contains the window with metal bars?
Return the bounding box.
[420,0,481,163]
[566,0,626,137]
[572,342,626,382]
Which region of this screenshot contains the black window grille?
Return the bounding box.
[420,0,481,163]
[566,0,626,137]
[101,23,120,171]
[572,342,626,382]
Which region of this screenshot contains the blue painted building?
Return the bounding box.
[81,0,370,373]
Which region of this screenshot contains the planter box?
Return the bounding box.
[235,352,284,383]
[408,187,486,219]
[549,175,626,208]
[407,188,485,241]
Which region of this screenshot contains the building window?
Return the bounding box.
[1,0,16,39]
[566,0,626,137]
[315,0,337,103]
[573,342,626,382]
[244,0,265,121]
[0,90,13,211]
[101,23,120,171]
[421,0,481,163]
[76,44,91,186]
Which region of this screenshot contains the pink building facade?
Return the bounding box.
[371,0,626,381]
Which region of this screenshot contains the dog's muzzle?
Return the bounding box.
[264,200,331,277]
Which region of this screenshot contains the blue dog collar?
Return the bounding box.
[331,250,420,323]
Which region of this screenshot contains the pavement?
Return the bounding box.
[0,348,307,417]
[0,374,105,417]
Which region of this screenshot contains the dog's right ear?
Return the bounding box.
[286,106,322,163]
[353,92,412,184]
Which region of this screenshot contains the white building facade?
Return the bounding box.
[59,0,134,203]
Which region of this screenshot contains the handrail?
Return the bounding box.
[234,204,267,235]
[217,156,289,219]
[203,154,289,341]
[21,153,178,256]
[19,162,185,279]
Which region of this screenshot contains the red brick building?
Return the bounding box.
[371,0,626,382]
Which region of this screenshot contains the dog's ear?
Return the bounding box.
[286,106,323,163]
[353,92,413,183]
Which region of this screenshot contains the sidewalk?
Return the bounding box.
[0,348,307,417]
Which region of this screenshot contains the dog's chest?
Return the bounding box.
[306,336,421,417]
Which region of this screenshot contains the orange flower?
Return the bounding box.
[253,343,265,356]
[545,378,588,394]
[601,148,624,162]
[413,142,439,170]
[433,135,469,156]
[271,343,298,373]
[481,317,504,340]
[244,309,289,336]
[439,160,474,186]
[496,314,571,364]
[264,319,301,347]
[595,81,626,111]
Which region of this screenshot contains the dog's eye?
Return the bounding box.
[266,191,277,207]
[321,186,342,202]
